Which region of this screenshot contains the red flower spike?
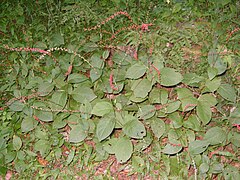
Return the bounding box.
[109,72,118,91]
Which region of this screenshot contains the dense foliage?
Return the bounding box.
[0,0,239,179]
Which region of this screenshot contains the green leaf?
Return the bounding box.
[182,73,204,87]
[189,140,210,155]
[208,48,227,75]
[34,139,51,157]
[52,114,67,129]
[21,116,38,133]
[13,135,22,151]
[204,127,226,145]
[177,88,193,99]
[92,101,113,116]
[198,94,218,107]
[223,166,240,180]
[125,62,147,79]
[132,79,152,98]
[230,132,240,148]
[199,163,210,174]
[50,33,64,47]
[66,149,75,165]
[160,89,169,104]
[177,88,197,111]
[214,58,227,75]
[90,53,104,68]
[69,125,87,143]
[162,144,182,155]
[210,163,223,174]
[9,101,25,112]
[160,67,183,87]
[217,84,236,102]
[5,151,16,164]
[196,101,212,125]
[96,116,115,141]
[72,86,97,103]
[172,3,181,13]
[114,137,133,163]
[80,101,92,119]
[183,114,201,131]
[38,82,54,96]
[149,88,161,103]
[137,105,155,120]
[102,50,110,59]
[34,109,53,122]
[207,67,218,80]
[50,91,68,109]
[204,78,221,92]
[67,73,88,83]
[229,107,240,125]
[103,138,118,154]
[165,100,181,113]
[169,112,183,128]
[34,41,47,49]
[90,68,102,82]
[150,118,165,139]
[123,120,146,139]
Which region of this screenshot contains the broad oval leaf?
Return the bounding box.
[198,94,218,107]
[162,143,182,155]
[160,67,183,86]
[92,101,114,116]
[230,132,240,148]
[69,125,87,143]
[72,86,97,103]
[123,120,146,139]
[50,91,68,109]
[125,63,147,79]
[67,73,88,83]
[183,114,201,131]
[177,88,197,111]
[9,101,25,112]
[103,138,118,154]
[90,68,102,82]
[96,116,115,141]
[207,67,218,80]
[114,137,133,163]
[38,82,54,96]
[66,150,75,165]
[34,139,51,157]
[13,135,22,151]
[189,140,210,155]
[199,163,210,174]
[132,79,152,98]
[137,105,156,120]
[217,84,236,102]
[204,78,221,92]
[204,127,226,145]
[150,119,165,139]
[50,33,64,47]
[21,116,38,133]
[34,109,53,122]
[229,107,240,125]
[102,50,110,60]
[196,101,212,125]
[165,100,181,113]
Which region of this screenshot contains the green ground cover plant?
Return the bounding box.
[0,0,239,179]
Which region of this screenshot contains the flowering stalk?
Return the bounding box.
[4,45,50,55]
[84,11,133,31]
[109,72,118,91]
[226,27,240,42]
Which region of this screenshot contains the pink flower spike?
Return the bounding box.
[233,124,240,130]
